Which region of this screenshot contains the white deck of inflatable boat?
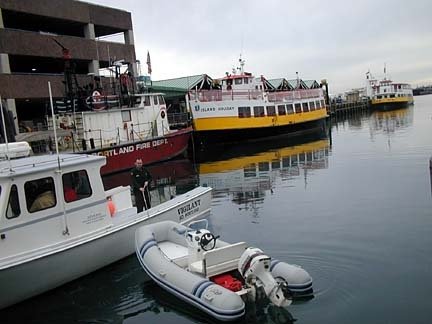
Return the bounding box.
[159,241,189,260]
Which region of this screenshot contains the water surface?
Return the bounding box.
[2,96,432,324]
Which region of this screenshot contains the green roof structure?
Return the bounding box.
[148,74,215,99]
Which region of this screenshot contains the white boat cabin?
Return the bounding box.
[0,154,132,263]
[220,73,264,92]
[50,93,170,150]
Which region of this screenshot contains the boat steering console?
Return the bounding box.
[199,232,219,251]
[186,220,219,252]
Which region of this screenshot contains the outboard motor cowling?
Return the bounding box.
[238,247,292,307]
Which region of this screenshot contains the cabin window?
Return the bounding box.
[282,157,290,168]
[294,103,302,113]
[309,101,316,111]
[235,78,243,85]
[302,102,309,112]
[158,95,165,104]
[121,110,131,122]
[244,164,256,177]
[144,96,151,106]
[25,177,57,213]
[320,100,325,107]
[277,105,286,115]
[390,94,395,98]
[243,78,249,84]
[62,170,92,203]
[267,106,276,116]
[286,104,294,114]
[133,97,142,105]
[238,106,251,118]
[258,162,269,172]
[6,185,21,219]
[253,106,265,117]
[315,100,321,109]
[153,96,158,105]
[271,160,280,169]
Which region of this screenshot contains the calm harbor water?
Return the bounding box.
[2,95,432,323]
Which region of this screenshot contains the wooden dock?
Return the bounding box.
[327,99,370,117]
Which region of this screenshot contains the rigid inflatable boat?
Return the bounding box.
[135,220,313,321]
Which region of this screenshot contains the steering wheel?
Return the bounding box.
[199,233,218,251]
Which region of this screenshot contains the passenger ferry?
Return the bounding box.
[365,71,414,110]
[187,60,328,144]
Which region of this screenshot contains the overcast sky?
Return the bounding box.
[86,0,431,94]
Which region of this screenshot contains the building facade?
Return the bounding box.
[0,0,136,132]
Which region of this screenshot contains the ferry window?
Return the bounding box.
[309,101,316,111]
[315,100,320,109]
[6,185,20,219]
[258,162,269,172]
[253,106,265,117]
[244,78,249,84]
[282,157,290,168]
[62,170,92,203]
[153,96,158,105]
[238,106,251,118]
[271,160,280,169]
[144,96,151,106]
[267,106,276,116]
[320,100,325,107]
[25,177,57,213]
[244,164,256,177]
[390,94,395,98]
[121,110,131,122]
[302,102,309,112]
[286,104,294,114]
[158,95,165,104]
[294,103,302,113]
[277,105,286,115]
[235,78,243,85]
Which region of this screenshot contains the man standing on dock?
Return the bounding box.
[131,158,152,212]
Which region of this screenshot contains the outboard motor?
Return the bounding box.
[238,247,292,307]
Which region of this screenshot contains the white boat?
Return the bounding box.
[0,153,211,309]
[18,92,192,175]
[365,70,414,110]
[135,220,313,322]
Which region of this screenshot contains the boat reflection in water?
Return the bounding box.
[102,158,199,207]
[197,137,330,214]
[369,106,413,136]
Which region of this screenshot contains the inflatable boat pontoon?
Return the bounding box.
[135,220,313,321]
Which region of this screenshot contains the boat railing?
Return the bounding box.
[77,121,155,151]
[188,90,264,102]
[167,112,191,129]
[54,95,122,113]
[267,89,323,102]
[189,88,323,102]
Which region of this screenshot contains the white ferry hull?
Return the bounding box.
[0,186,212,309]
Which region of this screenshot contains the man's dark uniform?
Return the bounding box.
[131,165,152,212]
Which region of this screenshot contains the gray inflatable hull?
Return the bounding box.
[135,221,245,322]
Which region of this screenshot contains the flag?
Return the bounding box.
[146,51,152,75]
